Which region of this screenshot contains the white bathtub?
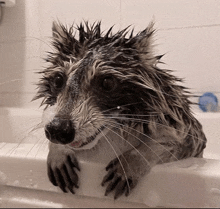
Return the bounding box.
[0,107,220,208]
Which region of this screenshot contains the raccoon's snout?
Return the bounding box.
[45,117,75,144]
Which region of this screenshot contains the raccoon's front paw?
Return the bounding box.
[101,156,139,199]
[47,146,80,194]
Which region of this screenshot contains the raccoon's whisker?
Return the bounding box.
[105,119,180,162]
[103,113,159,117]
[24,128,47,158]
[35,135,49,158]
[99,127,131,195]
[7,117,43,155]
[6,136,27,156]
[24,121,47,157]
[7,133,37,157]
[28,121,44,134]
[7,120,43,155]
[26,137,45,157]
[98,125,134,172]
[106,116,206,144]
[34,137,49,158]
[104,125,151,167]
[27,36,54,51]
[105,120,164,163]
[100,125,134,176]
[103,118,176,161]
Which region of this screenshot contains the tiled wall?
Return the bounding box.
[1,0,220,107]
[0,0,41,107]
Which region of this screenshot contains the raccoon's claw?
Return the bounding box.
[105,158,118,171]
[47,148,80,194]
[102,158,137,199]
[102,172,135,199]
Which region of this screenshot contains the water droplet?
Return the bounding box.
[210,188,220,195]
[0,171,8,184]
[33,184,38,188]
[144,190,160,207]
[13,180,19,186]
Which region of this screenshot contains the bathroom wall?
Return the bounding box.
[0,0,220,107]
[0,0,42,107]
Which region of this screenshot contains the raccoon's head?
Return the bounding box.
[34,21,190,150]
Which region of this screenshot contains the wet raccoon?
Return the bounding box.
[34,21,207,199]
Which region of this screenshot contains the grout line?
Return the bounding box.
[160,23,220,31]
[119,0,122,29]
[0,92,36,94]
[0,36,51,44]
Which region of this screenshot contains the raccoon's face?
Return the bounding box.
[42,56,125,150]
[40,46,145,150]
[34,21,180,150]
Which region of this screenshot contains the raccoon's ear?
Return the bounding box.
[52,21,68,41]
[51,21,80,58]
[131,21,156,63]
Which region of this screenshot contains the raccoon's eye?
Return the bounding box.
[102,76,117,92]
[53,74,65,90]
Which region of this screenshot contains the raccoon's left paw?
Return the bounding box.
[47,147,80,194]
[101,157,138,199]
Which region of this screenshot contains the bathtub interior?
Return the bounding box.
[0,107,220,208]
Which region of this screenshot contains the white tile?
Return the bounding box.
[121,0,220,30]
[0,92,40,107]
[156,26,220,92]
[0,0,26,42]
[39,0,121,38]
[1,0,220,107]
[0,42,26,93]
[0,40,42,93]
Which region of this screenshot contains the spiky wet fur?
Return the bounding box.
[34,21,207,199]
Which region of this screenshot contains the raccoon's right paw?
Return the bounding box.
[47,147,80,194]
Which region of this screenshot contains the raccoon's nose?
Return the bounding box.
[45,117,75,144]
